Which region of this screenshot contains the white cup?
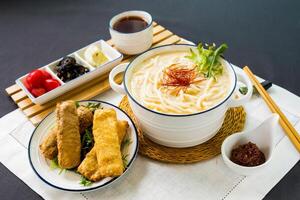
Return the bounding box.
[109,10,153,55]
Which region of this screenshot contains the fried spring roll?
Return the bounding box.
[39,106,93,160]
[77,120,128,181]
[56,101,81,169]
[93,109,124,177]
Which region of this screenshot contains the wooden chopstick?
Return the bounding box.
[243,66,300,152]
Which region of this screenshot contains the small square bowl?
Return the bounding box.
[76,40,122,71]
[16,66,64,104]
[16,40,123,105]
[47,53,95,83]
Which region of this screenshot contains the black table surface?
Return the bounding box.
[1,0,299,199]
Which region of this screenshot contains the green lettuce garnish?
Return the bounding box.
[49,157,65,174]
[80,176,92,186]
[186,43,228,79]
[121,137,132,168]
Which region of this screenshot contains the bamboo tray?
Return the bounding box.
[5,22,188,125]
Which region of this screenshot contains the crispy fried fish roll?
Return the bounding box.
[117,120,129,143]
[93,109,124,177]
[39,106,93,160]
[77,120,128,181]
[77,106,93,133]
[39,126,58,160]
[77,148,97,180]
[56,101,81,169]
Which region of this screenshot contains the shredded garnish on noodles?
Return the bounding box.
[161,63,205,95]
[130,51,231,114]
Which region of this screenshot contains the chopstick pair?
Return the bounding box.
[243,66,300,153]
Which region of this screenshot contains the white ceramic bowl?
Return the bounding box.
[109,10,153,55]
[28,100,139,192]
[109,44,253,148]
[221,114,279,175]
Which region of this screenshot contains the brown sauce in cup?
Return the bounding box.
[113,16,148,33]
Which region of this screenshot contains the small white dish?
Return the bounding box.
[16,40,123,105]
[221,114,279,175]
[109,10,153,55]
[28,100,138,192]
[16,65,64,105]
[76,40,121,69]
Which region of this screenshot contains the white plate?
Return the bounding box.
[16,40,123,105]
[28,100,138,192]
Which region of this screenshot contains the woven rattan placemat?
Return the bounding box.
[119,96,246,164]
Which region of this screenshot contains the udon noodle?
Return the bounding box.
[129,51,231,114]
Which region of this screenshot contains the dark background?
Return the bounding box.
[0,0,299,199]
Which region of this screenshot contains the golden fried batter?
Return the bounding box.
[93,109,124,177]
[39,126,58,160]
[77,120,128,181]
[77,106,93,133]
[56,101,81,169]
[39,106,93,160]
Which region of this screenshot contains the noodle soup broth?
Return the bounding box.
[128,51,231,115]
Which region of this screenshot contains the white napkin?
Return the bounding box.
[0,66,300,200]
